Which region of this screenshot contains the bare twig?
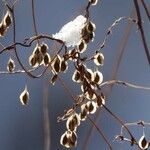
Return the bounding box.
[134,0,150,65]
[141,0,150,22]
[100,80,150,90]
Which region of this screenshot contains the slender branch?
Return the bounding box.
[87,116,113,150]
[43,83,51,150]
[141,0,150,22]
[133,0,150,65]
[31,0,40,45]
[100,80,150,90]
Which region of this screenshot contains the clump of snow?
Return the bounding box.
[52,15,86,47]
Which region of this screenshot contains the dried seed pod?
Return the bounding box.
[43,53,51,66]
[94,70,103,84]
[86,101,97,114]
[79,104,88,121]
[93,52,104,66]
[29,54,38,68]
[85,68,94,82]
[85,90,96,100]
[0,23,6,37]
[68,49,79,61]
[61,59,68,72]
[86,21,96,33]
[66,113,80,131]
[96,93,105,107]
[19,86,29,105]
[33,44,41,55]
[3,11,12,27]
[72,70,81,83]
[50,74,58,85]
[60,131,77,148]
[89,0,98,5]
[40,43,48,55]
[51,55,62,74]
[7,57,15,72]
[36,52,44,65]
[138,135,149,150]
[77,40,87,53]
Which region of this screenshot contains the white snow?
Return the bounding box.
[52,15,86,47]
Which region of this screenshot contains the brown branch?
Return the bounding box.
[31,0,40,45]
[100,80,150,90]
[43,83,51,150]
[134,0,150,65]
[141,0,150,22]
[87,116,113,150]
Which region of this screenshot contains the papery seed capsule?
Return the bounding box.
[94,70,103,84]
[85,68,94,82]
[33,44,41,55]
[89,0,98,5]
[61,59,68,72]
[79,104,88,121]
[7,57,15,72]
[29,54,38,68]
[97,93,105,107]
[85,90,96,100]
[93,52,104,66]
[60,131,77,148]
[77,40,87,53]
[138,135,149,150]
[0,23,6,37]
[66,113,80,131]
[43,53,51,66]
[86,21,96,32]
[36,52,43,65]
[86,101,97,114]
[40,43,48,55]
[51,55,62,74]
[19,85,29,105]
[50,74,58,85]
[72,70,81,83]
[3,11,12,27]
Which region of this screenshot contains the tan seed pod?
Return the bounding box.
[138,135,149,150]
[0,23,7,37]
[94,70,103,85]
[7,57,15,72]
[50,74,58,85]
[3,11,12,27]
[19,86,29,105]
[89,0,98,5]
[29,54,38,68]
[96,93,105,107]
[85,68,95,82]
[79,104,88,121]
[86,21,96,32]
[60,131,77,148]
[86,101,97,114]
[85,90,96,100]
[61,59,68,72]
[94,52,104,66]
[66,113,80,131]
[33,44,41,55]
[36,52,44,65]
[51,55,62,74]
[77,40,87,53]
[40,43,48,55]
[43,53,51,66]
[72,70,81,83]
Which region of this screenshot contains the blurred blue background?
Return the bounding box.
[0,0,150,150]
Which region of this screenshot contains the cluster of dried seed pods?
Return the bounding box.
[0,10,12,37]
[60,113,80,148]
[29,43,51,68]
